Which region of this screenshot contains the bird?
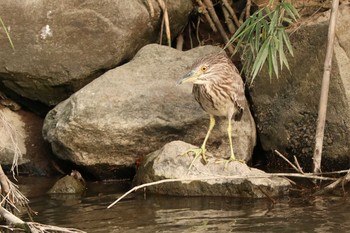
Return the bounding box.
[177,52,245,169]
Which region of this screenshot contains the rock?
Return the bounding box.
[43,44,256,179]
[48,173,86,194]
[249,5,350,171]
[0,106,56,176]
[133,141,290,197]
[0,0,192,106]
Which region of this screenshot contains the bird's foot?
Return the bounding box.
[216,156,245,168]
[181,147,208,172]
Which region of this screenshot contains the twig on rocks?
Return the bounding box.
[314,169,350,196]
[293,155,304,174]
[274,150,302,173]
[108,172,336,208]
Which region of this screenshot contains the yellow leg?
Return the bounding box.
[217,117,244,167]
[183,114,215,170]
[227,117,236,161]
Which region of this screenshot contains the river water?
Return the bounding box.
[17,177,350,233]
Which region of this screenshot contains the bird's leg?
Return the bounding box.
[217,117,244,167]
[226,117,236,163]
[182,114,215,170]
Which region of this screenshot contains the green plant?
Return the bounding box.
[0,16,15,50]
[225,0,299,83]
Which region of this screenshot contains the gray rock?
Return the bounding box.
[43,44,256,179]
[133,141,290,197]
[250,5,350,170]
[48,175,85,194]
[0,0,192,106]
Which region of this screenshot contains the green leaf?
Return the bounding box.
[251,36,271,79]
[282,30,294,56]
[0,16,15,51]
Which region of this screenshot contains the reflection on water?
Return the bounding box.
[17,177,350,233]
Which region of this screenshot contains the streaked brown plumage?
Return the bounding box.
[177,53,245,168]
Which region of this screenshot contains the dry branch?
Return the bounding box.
[196,0,218,32]
[146,0,155,17]
[108,172,339,208]
[157,0,171,46]
[176,33,184,50]
[246,0,252,19]
[314,169,350,195]
[202,0,234,53]
[274,150,302,173]
[313,0,339,173]
[222,3,236,34]
[221,0,241,27]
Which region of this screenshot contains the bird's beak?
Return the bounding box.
[177,70,198,85]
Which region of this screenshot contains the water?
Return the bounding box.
[16,177,350,233]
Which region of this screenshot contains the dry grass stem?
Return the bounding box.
[188,22,194,48]
[221,0,241,27]
[203,0,234,53]
[293,155,304,174]
[195,18,201,45]
[146,0,155,17]
[222,3,236,34]
[196,0,218,32]
[157,0,171,46]
[176,33,184,50]
[246,0,252,18]
[0,110,22,177]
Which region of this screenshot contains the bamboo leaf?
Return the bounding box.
[251,36,271,79]
[0,16,15,51]
[282,30,294,56]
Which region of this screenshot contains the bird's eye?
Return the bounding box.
[201,66,208,72]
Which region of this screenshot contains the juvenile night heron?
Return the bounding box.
[177,53,245,167]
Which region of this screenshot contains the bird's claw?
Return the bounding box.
[215,157,245,168]
[181,147,208,172]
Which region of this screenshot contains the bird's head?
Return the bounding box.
[177,53,230,85]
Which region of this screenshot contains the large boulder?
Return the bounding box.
[42,44,256,179]
[0,0,192,106]
[133,141,290,197]
[250,5,350,171]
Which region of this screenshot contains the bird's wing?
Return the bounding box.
[231,71,245,121]
[232,93,244,121]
